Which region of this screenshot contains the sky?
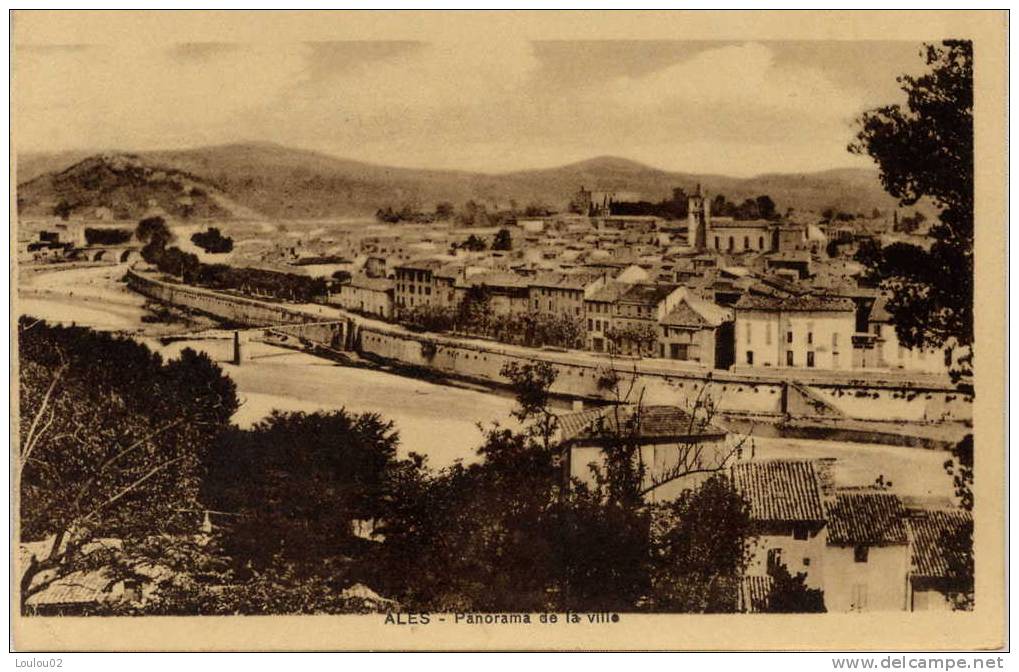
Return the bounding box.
[14,37,929,176]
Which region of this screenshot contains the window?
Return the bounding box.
[746,323,752,344]
[766,324,772,345]
[833,333,839,348]
[767,548,783,574]
[807,351,815,368]
[787,331,793,344]
[807,330,813,345]
[672,343,691,360]
[588,319,593,331]
[786,351,794,366]
[744,236,750,249]
[944,349,952,366]
[746,351,754,365]
[759,236,765,249]
[728,237,734,251]
[854,545,869,563]
[715,236,720,249]
[803,557,811,566]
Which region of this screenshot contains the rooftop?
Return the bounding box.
[731,459,826,523]
[556,404,725,445]
[660,296,733,328]
[906,508,972,579]
[618,282,679,306]
[734,294,856,313]
[825,489,908,546]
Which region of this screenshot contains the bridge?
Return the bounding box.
[71,245,142,263]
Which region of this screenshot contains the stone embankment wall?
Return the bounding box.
[127,270,973,425]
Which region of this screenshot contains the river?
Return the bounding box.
[16,263,956,499]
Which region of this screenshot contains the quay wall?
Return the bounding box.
[126,270,973,425]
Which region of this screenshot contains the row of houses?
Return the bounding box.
[328,259,960,376]
[555,403,972,612]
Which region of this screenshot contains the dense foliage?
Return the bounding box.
[850,40,973,353]
[135,217,326,302]
[17,318,238,611]
[190,227,234,254]
[84,227,133,246]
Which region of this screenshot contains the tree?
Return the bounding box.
[849,40,973,354]
[53,199,75,220]
[755,195,778,221]
[17,319,238,613]
[435,202,455,220]
[457,234,487,252]
[648,475,752,612]
[492,227,513,251]
[190,227,234,254]
[202,410,401,575]
[84,228,133,246]
[762,563,826,613]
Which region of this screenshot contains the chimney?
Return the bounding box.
[814,457,837,499]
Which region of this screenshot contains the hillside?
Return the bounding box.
[17,142,907,221]
[16,153,237,221]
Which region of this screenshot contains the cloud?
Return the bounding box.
[15,38,884,175]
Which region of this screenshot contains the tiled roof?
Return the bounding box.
[710,218,774,229]
[556,404,725,444]
[825,490,907,546]
[731,460,825,523]
[587,281,629,303]
[396,259,446,272]
[618,283,679,306]
[661,296,733,328]
[739,575,774,613]
[906,508,972,579]
[734,294,855,312]
[530,271,601,290]
[347,275,394,292]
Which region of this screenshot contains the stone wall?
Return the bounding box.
[127,270,973,425]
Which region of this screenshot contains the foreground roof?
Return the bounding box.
[731,460,825,523]
[556,404,725,444]
[906,508,972,579]
[825,489,907,546]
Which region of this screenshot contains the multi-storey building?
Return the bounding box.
[733,294,856,370]
[528,271,605,319]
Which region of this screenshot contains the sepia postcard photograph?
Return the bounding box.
[8,8,1008,653]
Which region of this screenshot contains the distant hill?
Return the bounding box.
[16,142,907,221]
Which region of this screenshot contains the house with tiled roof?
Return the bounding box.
[864,296,958,375]
[610,283,685,357]
[822,488,909,612]
[731,459,829,591]
[528,271,606,320]
[558,404,730,503]
[905,507,973,611]
[658,294,735,368]
[733,292,855,371]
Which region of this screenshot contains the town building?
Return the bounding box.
[611,283,685,357]
[658,293,735,368]
[732,459,829,591]
[528,271,605,319]
[905,507,973,611]
[823,488,910,612]
[558,404,731,502]
[393,260,459,313]
[328,274,394,318]
[733,294,856,370]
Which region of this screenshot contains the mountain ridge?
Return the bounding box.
[16,142,904,221]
